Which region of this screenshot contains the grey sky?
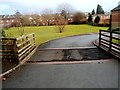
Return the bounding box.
[0,0,120,15]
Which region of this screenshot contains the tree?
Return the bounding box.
[57,3,75,19]
[1,29,6,37]
[15,11,22,16]
[72,12,84,24]
[31,14,40,26]
[14,11,24,36]
[57,3,75,13]
[94,16,100,25]
[61,9,67,19]
[41,9,53,25]
[54,13,67,33]
[87,14,93,25]
[96,4,104,14]
[92,9,95,15]
[87,14,92,22]
[21,16,31,26]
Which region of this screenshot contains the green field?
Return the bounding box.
[112,38,120,44]
[4,24,108,46]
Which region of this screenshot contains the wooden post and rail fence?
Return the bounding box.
[99,30,120,58]
[0,31,120,63]
[0,33,36,63]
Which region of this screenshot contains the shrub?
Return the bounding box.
[94,16,100,25]
[110,27,120,31]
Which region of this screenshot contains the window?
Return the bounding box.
[12,20,14,22]
[6,20,9,22]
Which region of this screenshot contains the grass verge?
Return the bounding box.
[4,24,108,46]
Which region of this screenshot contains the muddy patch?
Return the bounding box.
[27,48,113,63]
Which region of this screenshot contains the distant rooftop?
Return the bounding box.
[111,5,120,11]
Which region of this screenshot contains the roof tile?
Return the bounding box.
[111,5,120,11]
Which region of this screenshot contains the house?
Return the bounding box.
[0,15,16,28]
[111,4,120,27]
[0,15,16,24]
[92,14,110,24]
[86,12,110,26]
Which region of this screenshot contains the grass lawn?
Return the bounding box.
[112,38,120,44]
[4,24,108,46]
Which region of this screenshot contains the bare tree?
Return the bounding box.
[54,3,75,33]
[72,12,84,24]
[54,13,67,33]
[57,3,76,15]
[15,11,24,36]
[41,9,53,25]
[31,14,40,26]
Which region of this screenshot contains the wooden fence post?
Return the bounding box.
[109,31,112,52]
[13,39,19,63]
[99,30,101,46]
[26,36,29,44]
[33,34,36,48]
[22,38,24,47]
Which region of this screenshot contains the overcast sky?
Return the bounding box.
[0,0,120,15]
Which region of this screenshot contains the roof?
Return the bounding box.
[92,14,110,17]
[111,5,120,11]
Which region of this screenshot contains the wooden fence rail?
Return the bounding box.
[99,30,120,58]
[0,33,36,62]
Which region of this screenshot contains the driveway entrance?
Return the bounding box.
[3,34,119,88]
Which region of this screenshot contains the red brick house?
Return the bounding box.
[92,14,110,24]
[86,13,110,25]
[111,5,120,27]
[0,15,17,28]
[0,15,16,24]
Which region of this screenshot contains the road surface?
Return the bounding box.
[39,34,98,48]
[2,34,119,88]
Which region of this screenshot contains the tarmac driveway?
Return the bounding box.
[2,33,119,88]
[3,60,119,88]
[39,34,98,48]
